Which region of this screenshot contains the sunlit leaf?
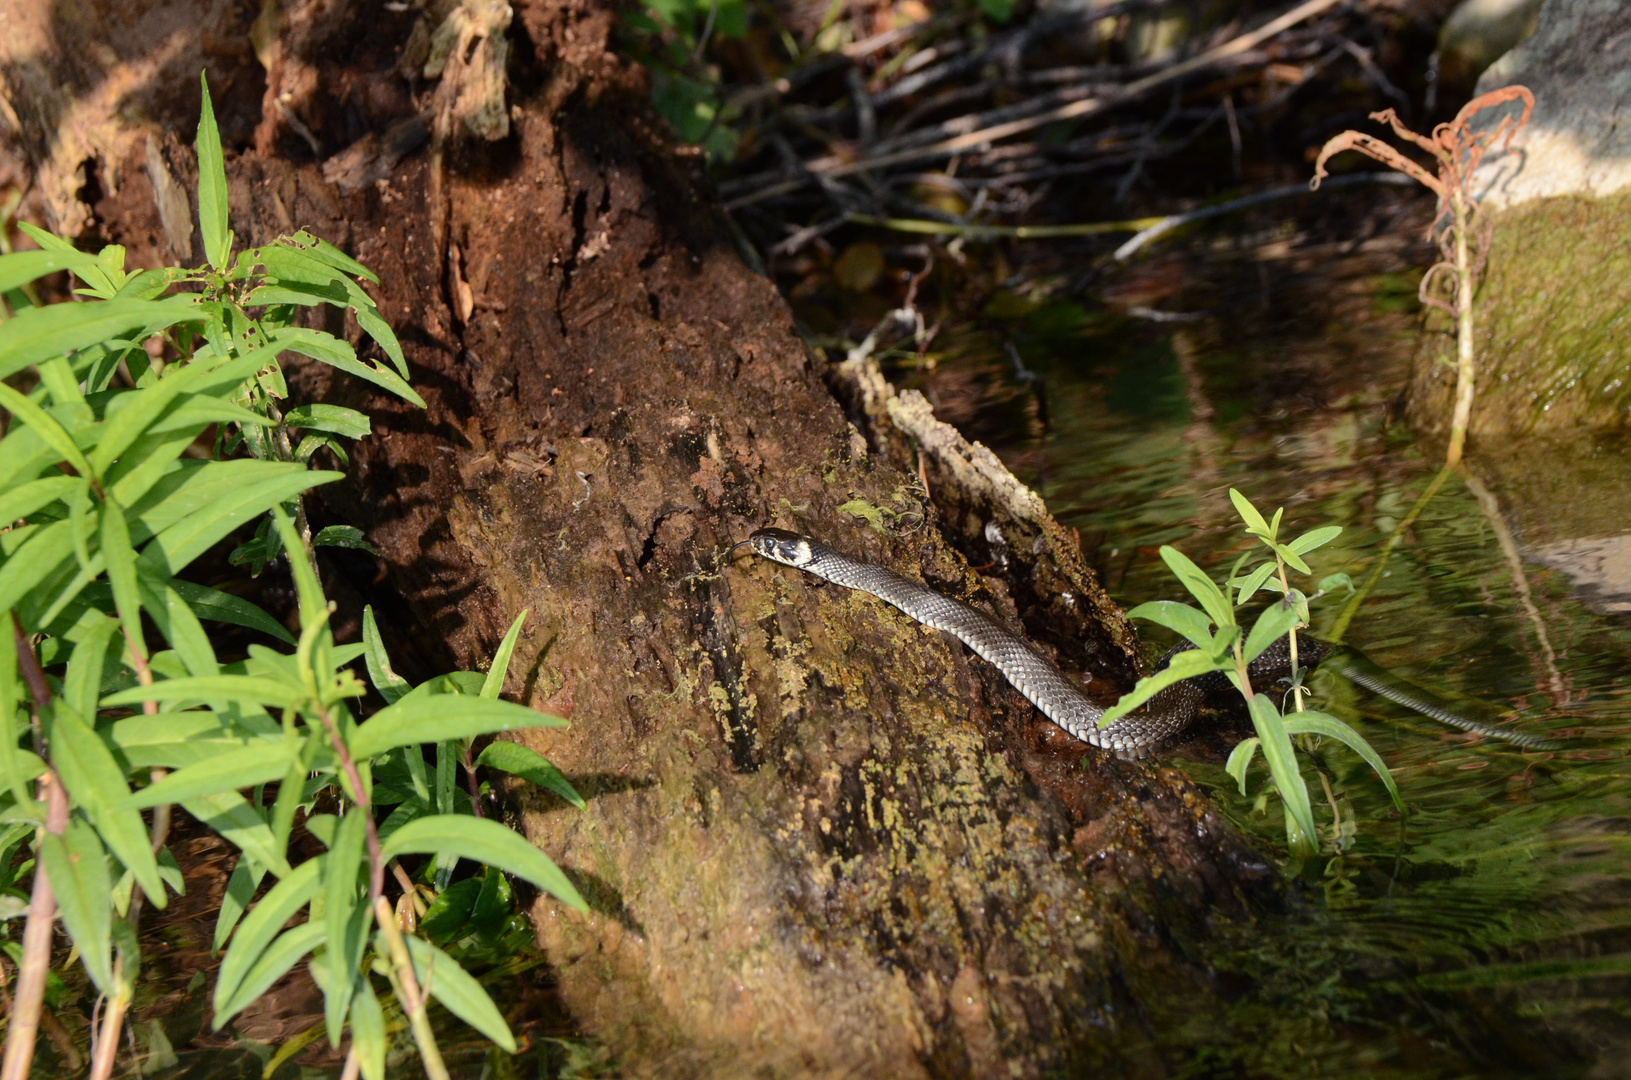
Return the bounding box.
[1243,599,1300,665]
[1286,525,1341,558]
[351,696,567,760]
[476,741,583,808]
[1246,695,1317,856]
[361,606,411,705]
[380,815,586,911]
[119,741,298,809]
[282,404,370,439]
[181,790,292,877]
[1157,545,1232,631]
[0,248,101,294]
[1123,600,1214,652]
[0,381,95,480]
[1225,736,1262,796]
[1229,488,1272,540]
[1283,711,1406,814]
[49,705,166,905]
[196,72,232,269]
[403,935,517,1052]
[0,295,198,382]
[213,856,267,956]
[213,857,322,1018]
[214,921,324,1025]
[480,610,529,701]
[39,819,114,992]
[1099,648,1222,726]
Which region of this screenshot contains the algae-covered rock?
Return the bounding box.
[1407,0,1631,437]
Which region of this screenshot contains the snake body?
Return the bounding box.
[746,528,1553,753]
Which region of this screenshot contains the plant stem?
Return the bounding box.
[312,699,448,1078]
[1446,188,1476,467]
[1274,559,1305,712]
[1,771,68,1080]
[373,895,450,1080]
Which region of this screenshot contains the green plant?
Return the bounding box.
[1311,86,1534,468]
[0,73,584,1080]
[620,0,751,159]
[1100,490,1402,858]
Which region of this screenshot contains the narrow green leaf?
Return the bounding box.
[273,507,324,625]
[1268,507,1284,542]
[39,819,114,992]
[0,248,101,294]
[349,973,387,1080]
[1283,711,1406,815]
[403,936,517,1052]
[1273,542,1313,576]
[476,741,584,809]
[1229,488,1271,540]
[101,491,145,667]
[0,475,77,526]
[91,341,282,477]
[1123,600,1214,652]
[1231,561,1277,608]
[213,856,266,955]
[135,471,341,577]
[213,857,322,1018]
[0,381,96,480]
[137,574,218,676]
[323,810,367,1044]
[380,815,586,911]
[287,231,379,284]
[104,675,306,711]
[272,327,425,408]
[419,877,482,944]
[282,404,370,439]
[1243,599,1300,665]
[1099,648,1222,726]
[0,295,198,382]
[311,525,378,554]
[62,614,120,721]
[214,921,325,1025]
[1157,546,1232,631]
[1246,695,1318,856]
[120,742,297,809]
[1225,737,1262,796]
[196,72,232,269]
[167,578,295,645]
[481,610,528,700]
[1287,525,1341,558]
[1316,572,1354,596]
[360,606,410,705]
[352,696,567,760]
[49,706,166,905]
[181,790,292,877]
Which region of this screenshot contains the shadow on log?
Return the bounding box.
[0,1,1276,1074]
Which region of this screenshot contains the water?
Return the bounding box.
[883,241,1631,1075]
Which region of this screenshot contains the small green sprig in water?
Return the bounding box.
[1100,491,1399,858]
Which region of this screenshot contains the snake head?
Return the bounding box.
[747,528,814,567]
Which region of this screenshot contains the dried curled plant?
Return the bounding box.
[1309,86,1535,466]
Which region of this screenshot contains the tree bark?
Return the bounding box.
[1,2,1273,1074]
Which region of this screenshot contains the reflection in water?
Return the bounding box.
[1527,535,1631,616]
[897,245,1631,1075]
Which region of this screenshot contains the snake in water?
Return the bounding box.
[742,528,1554,754]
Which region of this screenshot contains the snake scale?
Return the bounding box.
[744,528,1553,754]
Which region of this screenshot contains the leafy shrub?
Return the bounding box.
[0,73,582,1080]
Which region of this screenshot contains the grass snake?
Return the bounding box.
[744,528,1554,754]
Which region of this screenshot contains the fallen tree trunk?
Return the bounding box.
[0,1,1273,1073]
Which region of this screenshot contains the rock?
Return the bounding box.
[1438,0,1544,85]
[1407,0,1631,437]
[1472,0,1631,210]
